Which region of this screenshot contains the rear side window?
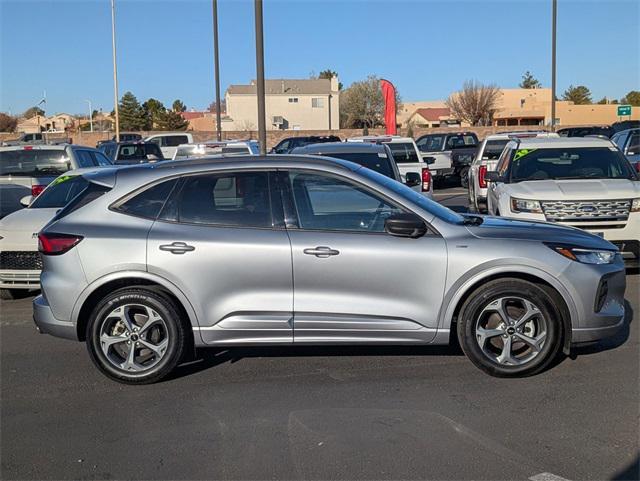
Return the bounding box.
[30,175,89,209]
[385,142,420,163]
[165,171,272,228]
[164,135,189,147]
[115,179,178,219]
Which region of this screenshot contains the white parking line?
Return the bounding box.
[530,472,572,481]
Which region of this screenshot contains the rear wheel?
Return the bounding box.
[86,288,187,384]
[459,167,470,188]
[457,279,563,377]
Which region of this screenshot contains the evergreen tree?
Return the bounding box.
[620,91,640,106]
[562,85,592,105]
[172,99,186,112]
[157,110,188,131]
[519,71,541,89]
[118,92,146,130]
[142,98,166,130]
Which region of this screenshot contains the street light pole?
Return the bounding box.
[110,0,120,142]
[85,100,93,132]
[212,0,222,141]
[551,0,557,131]
[254,0,267,155]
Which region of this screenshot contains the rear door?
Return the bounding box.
[146,169,293,345]
[281,169,447,343]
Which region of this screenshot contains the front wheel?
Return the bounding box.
[86,288,187,384]
[457,279,563,377]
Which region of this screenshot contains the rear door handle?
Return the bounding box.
[303,246,340,258]
[159,242,195,254]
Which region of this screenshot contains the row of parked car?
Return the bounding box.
[0,125,635,383]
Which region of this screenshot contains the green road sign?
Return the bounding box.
[618,105,632,116]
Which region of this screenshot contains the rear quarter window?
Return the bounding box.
[113,179,179,220]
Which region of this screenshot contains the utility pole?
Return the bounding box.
[551,0,557,131]
[212,0,222,141]
[254,0,266,155]
[85,100,93,132]
[111,0,120,141]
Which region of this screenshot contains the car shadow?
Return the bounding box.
[610,455,640,480]
[570,299,634,357]
[166,343,464,382]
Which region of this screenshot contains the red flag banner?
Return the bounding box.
[380,79,397,135]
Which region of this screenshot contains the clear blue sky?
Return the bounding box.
[1,0,638,116]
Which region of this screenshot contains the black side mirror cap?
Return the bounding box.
[405,172,421,187]
[484,171,504,183]
[385,213,428,238]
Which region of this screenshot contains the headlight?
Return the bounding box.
[547,244,617,264]
[510,197,542,213]
[631,198,640,213]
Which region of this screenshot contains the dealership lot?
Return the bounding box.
[1,187,638,481]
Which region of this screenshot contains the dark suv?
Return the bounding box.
[271,135,341,154]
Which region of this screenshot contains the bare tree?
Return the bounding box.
[446,80,501,126]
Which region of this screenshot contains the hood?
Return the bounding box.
[465,216,616,251]
[0,207,59,233]
[504,179,640,200]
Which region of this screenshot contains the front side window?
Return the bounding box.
[626,133,639,153]
[287,171,404,233]
[417,135,445,152]
[496,146,513,176]
[92,151,113,166]
[169,172,272,227]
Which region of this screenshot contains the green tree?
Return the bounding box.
[142,98,166,130]
[340,75,401,129]
[172,99,186,112]
[446,80,501,126]
[519,71,541,89]
[23,106,45,119]
[0,112,18,132]
[620,90,640,106]
[157,110,188,131]
[318,69,343,90]
[562,85,592,105]
[118,92,146,131]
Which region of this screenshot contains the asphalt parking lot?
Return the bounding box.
[1,186,638,481]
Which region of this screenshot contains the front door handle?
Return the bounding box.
[159,242,195,254]
[303,246,340,258]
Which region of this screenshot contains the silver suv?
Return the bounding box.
[33,156,627,383]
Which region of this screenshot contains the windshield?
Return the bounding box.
[0,149,70,176]
[322,152,395,178]
[30,175,89,209]
[116,144,163,162]
[385,142,420,163]
[510,147,636,181]
[356,166,464,224]
[482,139,509,160]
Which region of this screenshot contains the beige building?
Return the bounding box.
[406,108,456,128]
[17,113,76,133]
[224,77,340,131]
[397,100,446,128]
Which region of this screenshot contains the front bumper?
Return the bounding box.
[32,295,78,341]
[0,269,40,290]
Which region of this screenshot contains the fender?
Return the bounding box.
[70,270,203,340]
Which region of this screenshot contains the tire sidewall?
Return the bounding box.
[87,289,184,383]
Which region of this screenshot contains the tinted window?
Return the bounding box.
[481,139,510,160]
[116,179,178,219]
[510,147,635,181]
[417,135,445,151]
[76,150,95,168]
[385,142,420,163]
[164,135,189,147]
[173,172,271,227]
[627,133,640,152]
[30,175,89,209]
[446,134,478,148]
[92,151,112,166]
[318,152,395,179]
[116,144,163,163]
[0,149,70,176]
[288,171,404,232]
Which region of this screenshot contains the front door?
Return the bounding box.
[281,170,447,344]
[146,170,293,345]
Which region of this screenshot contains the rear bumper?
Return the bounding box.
[0,270,40,290]
[32,294,78,341]
[571,318,625,343]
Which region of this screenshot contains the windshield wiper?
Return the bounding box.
[462,215,484,226]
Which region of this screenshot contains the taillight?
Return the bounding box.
[634,163,640,174]
[421,167,431,192]
[478,165,487,188]
[31,184,46,197]
[38,233,83,255]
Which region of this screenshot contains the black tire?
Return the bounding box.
[457,279,563,377]
[0,288,20,301]
[86,288,187,384]
[459,167,470,188]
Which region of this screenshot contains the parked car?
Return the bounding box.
[291,142,428,195]
[99,141,165,165]
[2,132,71,146]
[0,145,112,218]
[33,155,626,383]
[415,132,479,186]
[611,128,640,171]
[144,133,194,159]
[346,135,433,198]
[0,168,103,299]
[270,135,341,154]
[611,120,640,134]
[96,133,143,147]
[173,140,259,160]
[557,126,614,138]
[486,136,639,267]
[468,131,559,213]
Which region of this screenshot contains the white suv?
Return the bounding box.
[468,131,558,213]
[486,136,640,266]
[347,135,433,198]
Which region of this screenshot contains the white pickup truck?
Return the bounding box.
[144,132,193,159]
[486,136,640,267]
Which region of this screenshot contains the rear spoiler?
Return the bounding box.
[82,168,118,189]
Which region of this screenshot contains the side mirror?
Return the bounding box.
[484,171,504,183]
[20,195,33,207]
[405,172,421,187]
[422,156,436,165]
[146,154,160,162]
[384,213,428,238]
